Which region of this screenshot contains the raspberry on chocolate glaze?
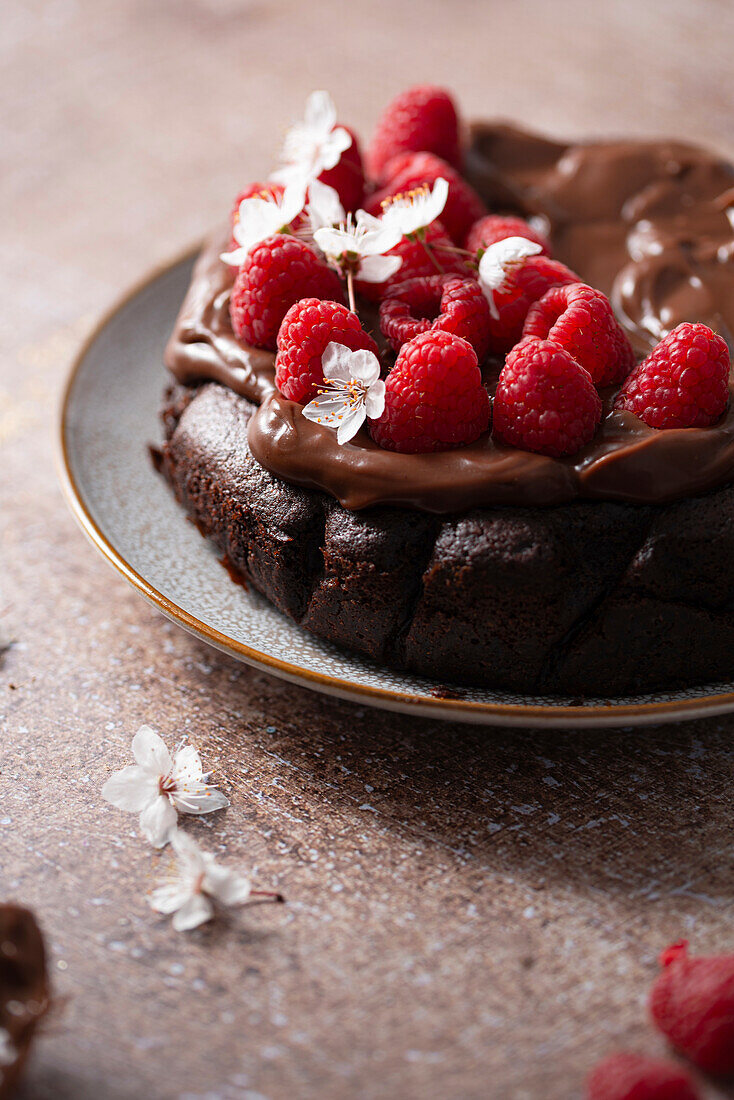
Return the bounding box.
[493,336,602,458]
[365,151,486,244]
[354,219,470,303]
[616,322,730,428]
[379,274,491,360]
[523,282,635,386]
[230,236,344,352]
[367,85,461,182]
[370,330,490,453]
[465,214,550,257]
[649,940,734,1076]
[275,298,380,404]
[585,1051,700,1100]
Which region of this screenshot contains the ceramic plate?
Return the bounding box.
[57,251,734,728]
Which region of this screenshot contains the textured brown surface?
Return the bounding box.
[3,1,734,1098]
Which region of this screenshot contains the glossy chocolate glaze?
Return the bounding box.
[165,124,734,511]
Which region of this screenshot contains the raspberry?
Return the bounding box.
[649,940,734,1076]
[367,85,461,182]
[585,1052,700,1100]
[379,274,490,360]
[354,219,469,303]
[230,236,344,351]
[523,282,636,386]
[615,323,730,429]
[465,214,551,257]
[275,298,380,404]
[365,151,487,244]
[484,252,579,353]
[370,330,490,453]
[319,125,365,212]
[493,336,602,457]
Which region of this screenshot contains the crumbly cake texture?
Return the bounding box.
[158,117,734,696]
[159,380,734,695]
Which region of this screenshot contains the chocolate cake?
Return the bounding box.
[0,904,49,1099]
[158,116,734,696]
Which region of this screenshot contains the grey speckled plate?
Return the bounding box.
[58,251,734,727]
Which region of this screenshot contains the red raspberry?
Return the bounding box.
[493,336,602,457]
[274,298,380,404]
[379,274,490,360]
[649,940,734,1076]
[465,214,551,257]
[230,236,344,351]
[484,253,579,354]
[370,330,490,453]
[319,125,365,212]
[585,1052,700,1100]
[354,219,469,303]
[367,85,461,182]
[616,323,730,429]
[365,151,487,245]
[523,282,636,386]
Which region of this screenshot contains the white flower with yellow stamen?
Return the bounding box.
[302,343,385,445]
[149,832,253,932]
[101,725,229,848]
[379,177,449,237]
[314,210,402,284]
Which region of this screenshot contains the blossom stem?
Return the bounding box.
[250,889,286,904]
[419,235,445,274]
[346,269,357,314]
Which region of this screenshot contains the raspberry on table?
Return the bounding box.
[364,150,487,244]
[615,323,730,429]
[379,274,490,360]
[354,219,469,303]
[229,235,344,351]
[367,85,461,183]
[319,124,365,212]
[370,330,490,453]
[465,214,550,257]
[483,251,579,353]
[585,1052,700,1100]
[275,298,380,404]
[649,940,734,1076]
[493,336,602,458]
[523,282,636,386]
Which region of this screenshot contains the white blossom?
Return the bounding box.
[149,831,253,932]
[306,178,346,235]
[272,90,352,188]
[303,343,385,444]
[220,182,306,267]
[478,236,543,319]
[314,211,402,283]
[101,726,229,848]
[0,1028,15,1068]
[379,177,449,237]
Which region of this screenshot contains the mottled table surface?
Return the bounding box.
[3,1,734,1097]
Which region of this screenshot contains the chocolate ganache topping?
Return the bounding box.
[164,123,734,512]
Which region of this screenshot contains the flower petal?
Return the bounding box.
[427,177,449,223]
[205,863,252,907]
[172,744,205,785]
[170,829,207,873]
[336,403,367,445]
[358,254,403,283]
[139,796,178,848]
[313,225,355,257]
[101,765,157,812]
[304,90,336,133]
[171,893,214,932]
[321,342,354,382]
[280,182,308,225]
[149,882,192,915]
[347,348,382,386]
[220,246,248,268]
[307,179,345,232]
[172,785,229,816]
[365,379,386,420]
[131,726,172,774]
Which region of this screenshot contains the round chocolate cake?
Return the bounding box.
[159,115,734,696]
